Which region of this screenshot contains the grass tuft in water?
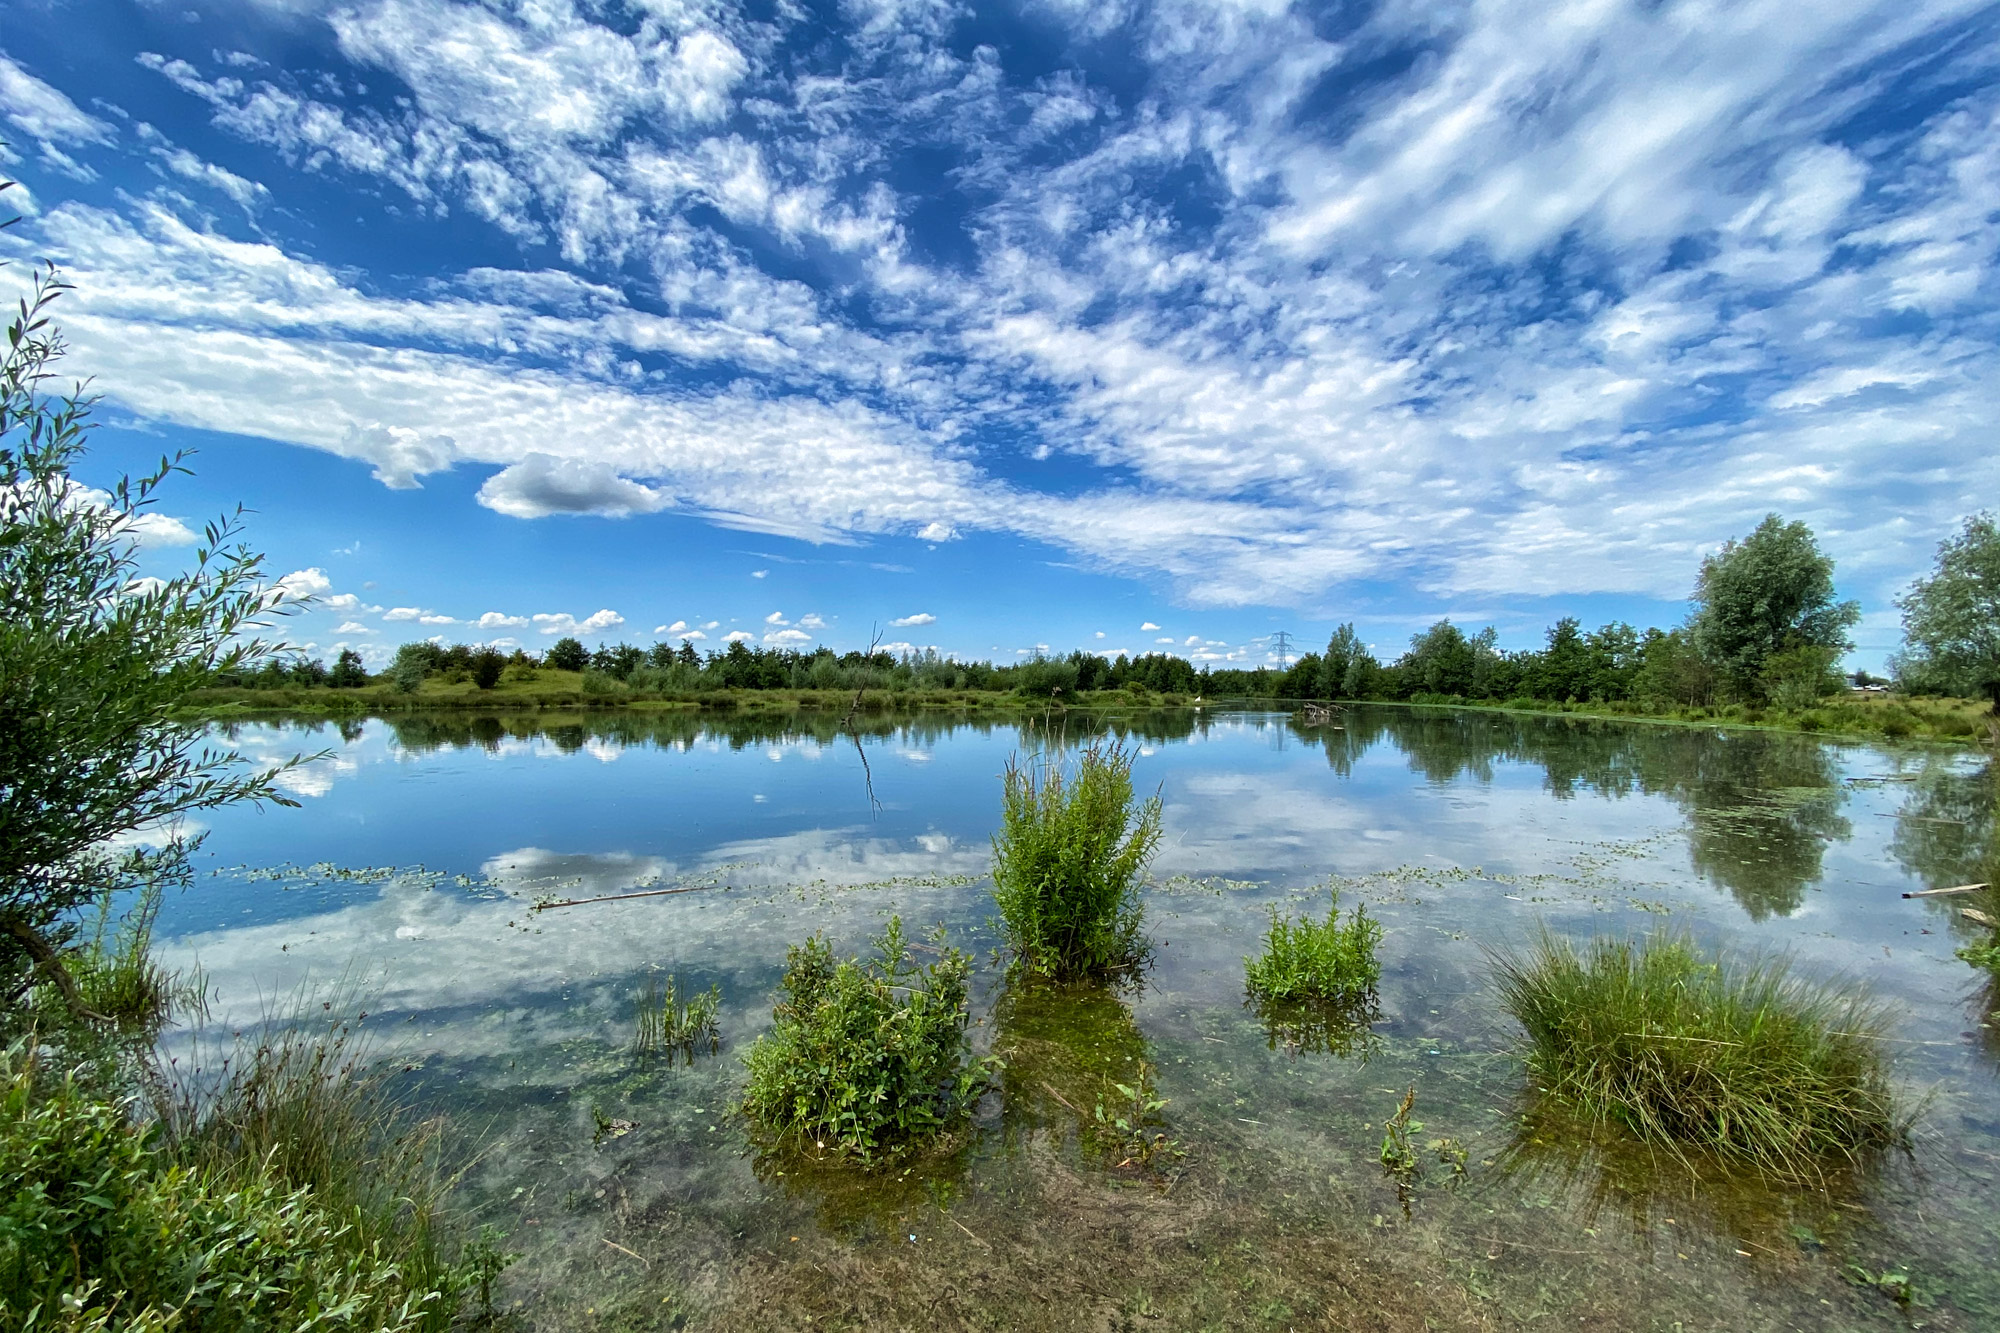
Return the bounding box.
[991,737,1162,978]
[1244,888,1382,1006]
[742,917,991,1162]
[1490,929,1900,1179]
[632,972,721,1063]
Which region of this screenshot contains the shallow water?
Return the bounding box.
[157,706,2000,1330]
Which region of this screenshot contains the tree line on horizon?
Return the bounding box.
[219,511,2000,710]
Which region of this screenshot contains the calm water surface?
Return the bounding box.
[156,706,2000,1331]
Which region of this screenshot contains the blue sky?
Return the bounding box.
[2,0,1994,670]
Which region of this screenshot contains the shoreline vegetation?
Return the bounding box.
[178,672,1994,748]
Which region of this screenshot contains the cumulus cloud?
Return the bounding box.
[532,609,625,636]
[656,620,688,634]
[764,628,810,645]
[916,521,957,542]
[477,611,528,629]
[275,568,332,602]
[383,607,425,621]
[334,620,372,633]
[1140,622,1160,631]
[798,613,826,629]
[476,453,673,519]
[764,611,788,625]
[890,612,936,627]
[750,570,769,579]
[722,629,754,642]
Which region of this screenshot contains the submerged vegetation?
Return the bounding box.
[1243,888,1382,1008]
[741,919,988,1161]
[991,738,1162,978]
[1491,931,1899,1180]
[633,972,722,1063]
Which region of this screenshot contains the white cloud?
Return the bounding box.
[323,592,382,613]
[418,614,457,625]
[764,628,811,645]
[890,612,936,627]
[798,613,826,629]
[750,570,769,579]
[334,620,372,633]
[764,611,788,625]
[916,520,957,541]
[656,620,688,635]
[476,611,528,629]
[722,629,754,642]
[275,567,332,601]
[476,453,672,519]
[0,54,114,145]
[1140,622,1160,631]
[383,607,425,622]
[532,609,625,636]
[680,629,707,640]
[1155,637,1174,644]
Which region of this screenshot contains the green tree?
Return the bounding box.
[1691,514,1859,702]
[1,263,300,1018]
[1895,513,2000,708]
[470,647,504,690]
[327,647,368,688]
[544,636,587,672]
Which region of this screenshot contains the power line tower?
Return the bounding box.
[1271,630,1294,667]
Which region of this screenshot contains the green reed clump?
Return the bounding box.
[991,738,1162,978]
[1491,930,1899,1180]
[1243,888,1382,1006]
[0,1029,477,1333]
[742,918,990,1161]
[633,973,721,1063]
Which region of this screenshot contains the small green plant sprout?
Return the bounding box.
[1490,930,1900,1181]
[991,737,1163,979]
[1244,888,1382,1006]
[459,1224,520,1324]
[1087,1060,1180,1167]
[742,917,991,1162]
[590,1102,636,1147]
[1430,1135,1468,1182]
[1844,1265,1930,1310]
[633,972,721,1063]
[1380,1085,1423,1200]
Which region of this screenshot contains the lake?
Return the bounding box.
[155,705,1999,1330]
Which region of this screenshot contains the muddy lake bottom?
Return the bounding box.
[158,706,2000,1330]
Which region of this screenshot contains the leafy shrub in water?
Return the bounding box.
[991,738,1162,978]
[1243,889,1382,1007]
[1491,931,1898,1180]
[0,1043,463,1332]
[742,918,988,1161]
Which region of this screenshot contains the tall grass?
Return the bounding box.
[1,1010,476,1332]
[991,737,1162,978]
[633,972,721,1062]
[1490,930,1900,1180]
[1244,888,1382,1006]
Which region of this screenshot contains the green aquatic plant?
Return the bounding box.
[991,737,1163,978]
[1087,1060,1180,1167]
[1244,888,1382,1005]
[1491,930,1899,1180]
[1379,1084,1422,1187]
[742,918,990,1162]
[633,972,721,1063]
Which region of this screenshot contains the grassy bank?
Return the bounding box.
[178,675,1199,718]
[1329,691,1994,746]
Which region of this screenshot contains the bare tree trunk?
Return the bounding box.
[1,913,108,1023]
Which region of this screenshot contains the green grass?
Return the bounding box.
[1,1015,484,1332]
[741,918,989,1162]
[1398,691,1994,746]
[1243,888,1382,1006]
[1490,930,1900,1180]
[990,738,1163,978]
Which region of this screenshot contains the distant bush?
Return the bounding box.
[1244,889,1382,1007]
[992,739,1162,978]
[742,919,987,1161]
[1491,931,1898,1180]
